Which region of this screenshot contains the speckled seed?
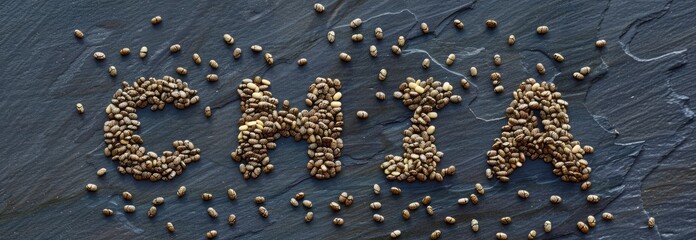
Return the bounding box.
[553,53,564,62]
[122,191,132,200]
[85,183,97,192]
[584,145,594,153]
[422,196,432,205]
[350,18,362,28]
[333,217,344,225]
[93,52,105,60]
[286,197,298,207]
[486,19,497,28]
[119,48,130,56]
[124,205,135,213]
[390,187,401,195]
[139,46,148,58]
[303,200,312,208]
[346,195,354,207]
[255,196,266,204]
[496,232,508,240]
[648,217,656,228]
[577,221,589,233]
[586,194,600,203]
[460,79,470,89]
[152,197,165,206]
[304,212,314,222]
[518,190,529,199]
[421,22,429,33]
[226,214,236,225]
[470,67,478,77]
[373,184,381,194]
[431,229,441,239]
[166,222,175,232]
[176,186,186,197]
[378,68,387,81]
[369,45,378,58]
[102,208,113,216]
[550,195,562,204]
[258,206,269,218]
[453,19,464,29]
[202,193,213,201]
[391,45,401,55]
[251,45,262,52]
[233,48,241,59]
[327,31,336,43]
[544,221,552,232]
[206,207,218,218]
[426,206,434,215]
[375,27,383,40]
[176,67,187,75]
[329,201,341,211]
[204,106,211,118]
[493,54,502,66]
[595,39,607,48]
[494,85,505,93]
[536,25,549,34]
[528,230,537,239]
[295,192,305,200]
[351,34,364,42]
[356,110,368,119]
[402,209,410,220]
[390,230,401,238]
[573,72,584,80]
[470,194,479,204]
[193,53,202,64]
[500,217,512,225]
[227,189,237,200]
[209,60,219,69]
[602,212,613,220]
[486,168,493,179]
[508,35,516,45]
[587,215,596,228]
[148,206,157,218]
[580,66,591,75]
[73,29,84,39]
[370,201,382,210]
[297,58,308,66]
[446,54,455,65]
[375,92,386,100]
[470,219,479,232]
[170,44,181,53]
[206,230,217,239]
[458,197,469,205]
[536,63,546,74]
[313,3,325,13]
[264,53,273,65]
[422,58,431,69]
[339,52,351,62]
[475,183,485,195]
[96,168,107,176]
[408,202,420,210]
[373,214,385,223]
[445,216,456,224]
[491,72,501,81]
[223,34,235,45]
[397,36,405,47]
[206,74,218,82]
[150,16,162,25]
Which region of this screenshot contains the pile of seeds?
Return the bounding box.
[486,78,592,182]
[231,76,343,179]
[103,76,201,181]
[381,77,461,182]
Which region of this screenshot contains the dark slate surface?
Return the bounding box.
[0,0,694,239]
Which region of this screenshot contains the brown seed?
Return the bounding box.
[206,74,219,82]
[496,232,508,240]
[233,48,242,59]
[333,217,344,225]
[228,214,237,225]
[471,219,479,232]
[373,214,385,223]
[85,183,97,192]
[470,67,478,77]
[350,18,362,29]
[536,63,546,74]
[602,212,613,220]
[123,205,135,213]
[491,72,501,81]
[264,53,274,65]
[119,48,130,56]
[584,145,594,153]
[202,193,213,201]
[357,110,369,119]
[453,19,464,29]
[304,212,314,222]
[206,230,217,239]
[150,16,162,25]
[508,35,516,45]
[391,45,401,55]
[193,53,202,64]
[390,187,401,195]
[426,206,434,215]
[313,3,324,13]
[370,201,382,210]
[139,46,148,58]
[73,29,84,39]
[458,197,469,205]
[528,230,537,239]
[295,192,305,200]
[421,22,429,33]
[494,85,505,93]
[550,195,562,204]
[493,54,502,66]
[345,195,354,207]
[475,183,485,195]
[577,221,589,233]
[176,186,186,197]
[251,45,263,52]
[587,215,597,228]
[297,58,308,66]
[152,197,165,206]
[170,44,181,53]
[375,92,386,100]
[378,68,387,81]
[544,221,552,232]
[339,52,351,62]
[209,60,219,69]
[102,208,113,216]
[93,52,106,60]
[227,189,237,200]
[553,53,564,62]
[422,196,432,205]
[446,54,456,65]
[255,196,266,204]
[375,27,384,40]
[258,206,269,218]
[586,194,600,203]
[303,200,312,208]
[166,222,175,232]
[460,79,470,89]
[402,209,410,220]
[486,19,498,28]
[390,230,401,238]
[648,217,656,228]
[470,194,479,204]
[351,33,364,42]
[122,191,132,200]
[327,31,335,43]
[106,66,117,77]
[223,34,235,45]
[96,168,107,176]
[148,206,157,218]
[408,202,420,210]
[573,72,584,80]
[445,216,456,224]
[397,36,405,47]
[536,25,549,34]
[430,229,441,239]
[500,216,512,225]
[176,67,188,75]
[518,190,530,199]
[207,207,218,218]
[595,39,607,48]
[329,201,341,211]
[422,58,431,69]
